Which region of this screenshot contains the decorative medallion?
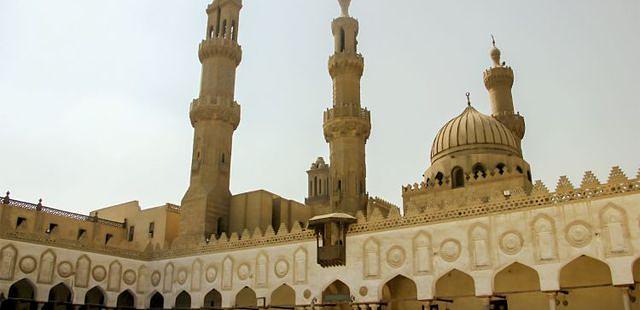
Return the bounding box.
[440,239,461,262]
[359,286,368,297]
[92,266,107,282]
[177,269,188,285]
[123,269,137,285]
[500,231,524,255]
[19,256,37,274]
[238,263,250,280]
[205,266,217,283]
[386,246,406,268]
[274,259,289,278]
[57,261,73,278]
[303,289,312,299]
[151,271,161,287]
[566,222,593,248]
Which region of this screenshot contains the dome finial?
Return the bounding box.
[466,92,471,106]
[338,0,351,17]
[490,34,502,67]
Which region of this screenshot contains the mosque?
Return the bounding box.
[1,0,639,309]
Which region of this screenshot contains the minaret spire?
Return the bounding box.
[338,0,351,17]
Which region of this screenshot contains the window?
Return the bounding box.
[339,28,346,52]
[105,233,113,245]
[215,8,221,37]
[148,222,155,238]
[337,180,342,191]
[127,226,135,242]
[452,167,465,189]
[16,217,26,228]
[496,163,506,175]
[221,152,225,164]
[472,163,486,179]
[435,172,444,185]
[222,20,227,38]
[46,223,58,234]
[77,229,86,240]
[527,171,533,183]
[516,166,524,174]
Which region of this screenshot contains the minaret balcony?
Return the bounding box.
[189,96,241,129]
[483,66,514,88]
[328,53,364,77]
[323,105,371,140]
[198,38,242,65]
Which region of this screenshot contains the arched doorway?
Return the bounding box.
[434,269,482,309]
[235,287,257,308]
[559,255,621,309]
[45,283,72,310]
[149,292,164,309]
[3,279,37,310]
[322,280,351,310]
[116,290,135,309]
[203,289,222,309]
[175,291,191,309]
[494,262,546,309]
[270,284,296,307]
[84,286,105,310]
[381,275,419,310]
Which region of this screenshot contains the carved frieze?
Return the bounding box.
[386,246,406,269]
[19,256,37,274]
[293,248,307,284]
[57,261,74,278]
[107,261,122,292]
[0,245,17,280]
[440,239,461,262]
[92,265,107,282]
[274,259,289,279]
[37,250,56,284]
[75,255,91,288]
[500,231,523,255]
[565,221,593,248]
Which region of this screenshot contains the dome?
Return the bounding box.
[431,106,520,162]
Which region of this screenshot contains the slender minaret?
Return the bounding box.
[323,0,371,215]
[179,0,243,244]
[483,38,525,144]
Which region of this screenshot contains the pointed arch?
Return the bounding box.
[381,275,419,310]
[451,166,464,188]
[84,286,106,308]
[203,288,222,308]
[175,290,191,309]
[149,291,164,309]
[494,262,540,293]
[47,282,73,307]
[235,286,257,307]
[322,279,351,304]
[116,290,136,309]
[6,278,36,310]
[270,284,295,307]
[559,255,622,309]
[472,163,486,179]
[434,269,475,298]
[339,27,346,52]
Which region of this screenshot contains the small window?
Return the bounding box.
[105,233,113,245]
[339,28,346,52]
[46,223,58,234]
[435,172,444,185]
[496,163,506,175]
[148,222,155,238]
[16,217,26,228]
[77,229,86,240]
[127,226,135,242]
[516,166,524,174]
[221,152,226,164]
[527,171,533,183]
[472,163,487,179]
[452,167,465,189]
[337,180,342,191]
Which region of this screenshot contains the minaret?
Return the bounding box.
[483,38,525,143]
[323,0,371,215]
[178,0,243,244]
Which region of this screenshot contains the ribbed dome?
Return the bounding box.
[431,106,520,162]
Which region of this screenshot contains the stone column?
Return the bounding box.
[547,292,557,310]
[479,297,491,310]
[622,287,632,310]
[358,304,368,310]
[369,304,379,310]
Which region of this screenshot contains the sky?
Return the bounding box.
[0,0,638,215]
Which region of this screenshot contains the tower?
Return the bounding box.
[483,39,525,143]
[178,0,243,244]
[323,0,371,215]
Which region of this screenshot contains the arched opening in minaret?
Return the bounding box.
[175,291,191,309]
[6,278,36,310]
[451,167,465,188]
[215,8,221,37]
[208,26,214,39]
[204,289,222,308]
[235,287,257,308]
[270,284,296,307]
[494,262,546,308]
[84,286,106,309]
[149,291,164,309]
[116,290,135,309]
[231,20,237,41]
[559,255,620,309]
[496,163,506,175]
[472,163,486,179]
[46,282,72,309]
[222,20,228,39]
[339,28,346,52]
[314,176,318,196]
[322,280,351,310]
[381,275,419,310]
[434,269,483,309]
[337,180,342,191]
[516,166,524,174]
[435,172,444,185]
[527,170,532,182]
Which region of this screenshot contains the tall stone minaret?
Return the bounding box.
[323,0,371,215]
[483,39,526,144]
[179,0,243,244]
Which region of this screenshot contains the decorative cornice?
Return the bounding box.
[189,96,241,129]
[483,66,514,88]
[198,38,242,66]
[329,53,364,78]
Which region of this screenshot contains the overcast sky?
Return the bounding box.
[1,0,638,215]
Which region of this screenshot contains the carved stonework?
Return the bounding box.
[500,231,523,255]
[191,259,202,291]
[57,261,74,278]
[92,266,107,282]
[237,263,250,281]
[470,225,491,268]
[151,270,161,287]
[205,265,217,283]
[565,221,593,248]
[137,266,149,294]
[274,259,289,278]
[440,239,461,262]
[19,256,37,274]
[359,286,368,297]
[0,245,17,280]
[600,204,630,255]
[303,289,312,299]
[413,232,432,275]
[293,248,307,284]
[75,255,91,288]
[107,261,122,292]
[177,269,188,285]
[38,250,56,284]
[533,215,557,261]
[364,238,380,278]
[163,263,174,293]
[255,253,268,288]
[222,256,233,290]
[122,269,136,285]
[386,246,406,269]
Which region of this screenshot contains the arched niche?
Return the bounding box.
[47,282,72,309]
[84,286,106,310]
[494,263,546,309]
[434,269,483,309]
[175,291,191,309]
[203,289,222,309]
[116,290,135,309]
[322,280,351,310]
[149,291,164,309]
[5,278,36,310]
[235,286,257,308]
[381,275,419,310]
[270,284,296,307]
[559,255,621,309]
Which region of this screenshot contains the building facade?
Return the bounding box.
[1,0,640,309]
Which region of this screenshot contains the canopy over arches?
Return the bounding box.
[381,275,419,310]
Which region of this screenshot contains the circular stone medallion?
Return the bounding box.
[151,271,161,286]
[238,264,250,280]
[206,266,217,283]
[123,269,137,285]
[57,261,74,278]
[177,269,188,285]
[386,246,406,268]
[566,222,592,248]
[92,266,107,282]
[274,259,289,278]
[19,256,37,274]
[359,286,368,297]
[440,239,461,262]
[303,289,312,299]
[500,231,524,255]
